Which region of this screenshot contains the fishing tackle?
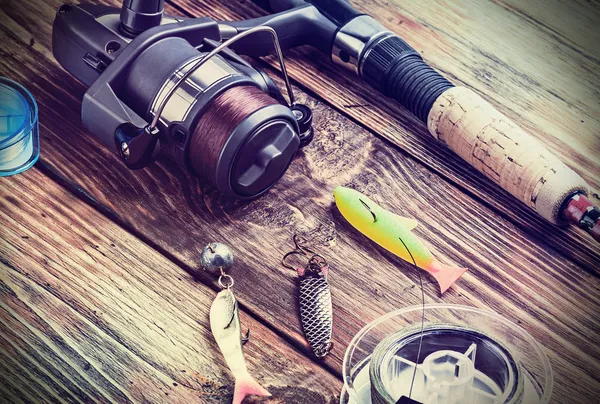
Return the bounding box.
[52,0,599,241]
[201,242,270,403]
[0,77,39,176]
[52,1,313,199]
[241,0,600,242]
[282,235,334,358]
[341,305,553,404]
[334,186,467,294]
[201,242,235,275]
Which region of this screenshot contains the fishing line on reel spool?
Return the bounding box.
[146,25,307,192]
[189,86,280,182]
[53,5,314,199]
[0,77,40,177]
[148,25,296,130]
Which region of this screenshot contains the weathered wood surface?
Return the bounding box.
[175,0,600,267]
[0,167,342,403]
[0,0,599,403]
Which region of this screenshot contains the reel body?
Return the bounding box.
[51,0,445,199]
[52,2,312,198]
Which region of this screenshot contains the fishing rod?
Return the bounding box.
[52,0,599,243]
[225,0,600,243]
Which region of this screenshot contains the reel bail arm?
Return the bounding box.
[149,25,299,132]
[114,125,160,169]
[149,24,314,150]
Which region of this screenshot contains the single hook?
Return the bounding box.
[359,198,378,223]
[282,234,322,270]
[282,250,306,270]
[293,234,319,256]
[307,254,328,269]
[241,328,250,345]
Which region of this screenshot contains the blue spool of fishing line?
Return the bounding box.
[0,77,40,176]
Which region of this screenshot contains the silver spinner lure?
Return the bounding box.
[282,235,334,358]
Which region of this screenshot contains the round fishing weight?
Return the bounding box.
[201,242,234,274]
[0,77,40,176]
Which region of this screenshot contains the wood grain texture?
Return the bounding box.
[170,0,600,264]
[0,0,599,403]
[0,167,342,403]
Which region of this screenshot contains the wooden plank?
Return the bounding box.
[1,0,599,402]
[167,0,600,263]
[0,167,342,403]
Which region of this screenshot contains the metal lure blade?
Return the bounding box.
[298,263,333,358]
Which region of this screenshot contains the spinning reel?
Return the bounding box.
[53,0,314,198]
[53,0,448,199]
[54,1,598,242]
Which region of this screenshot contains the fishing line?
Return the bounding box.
[397,235,425,400]
[0,77,40,177]
[357,196,425,399]
[188,86,279,182]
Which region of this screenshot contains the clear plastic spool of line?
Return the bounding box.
[0,77,40,176]
[341,305,552,404]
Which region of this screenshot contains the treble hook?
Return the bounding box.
[313,341,334,359]
[282,234,321,270]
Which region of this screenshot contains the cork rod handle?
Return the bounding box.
[427,86,588,225]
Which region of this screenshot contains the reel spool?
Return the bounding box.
[52,3,313,198]
[341,305,553,404]
[0,77,40,176]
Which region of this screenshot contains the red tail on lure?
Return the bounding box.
[426,261,468,294]
[233,373,271,404]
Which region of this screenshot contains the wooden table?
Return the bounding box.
[1,0,599,403]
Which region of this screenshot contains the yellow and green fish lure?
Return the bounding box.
[333,186,467,294]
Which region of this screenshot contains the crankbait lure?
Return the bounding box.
[202,243,271,404]
[282,236,334,358]
[333,186,467,294]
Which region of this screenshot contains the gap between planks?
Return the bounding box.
[162,0,600,275]
[33,160,344,381]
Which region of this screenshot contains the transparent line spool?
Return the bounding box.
[341,305,553,404]
[0,77,40,176]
